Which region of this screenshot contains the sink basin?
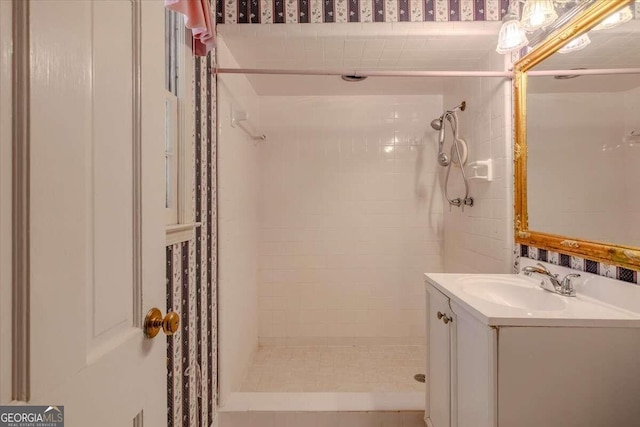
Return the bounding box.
[456,276,567,312]
[425,270,640,327]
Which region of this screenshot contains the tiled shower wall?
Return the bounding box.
[217,39,262,402]
[442,52,513,273]
[257,95,444,345]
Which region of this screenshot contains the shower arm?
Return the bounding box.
[437,101,466,154]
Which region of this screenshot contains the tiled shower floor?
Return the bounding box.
[239,345,426,392]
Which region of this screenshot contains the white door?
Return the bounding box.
[25,1,167,426]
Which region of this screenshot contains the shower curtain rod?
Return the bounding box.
[214,67,640,78]
[527,68,640,77]
[214,67,512,78]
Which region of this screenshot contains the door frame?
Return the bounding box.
[0,0,29,404]
[0,0,14,405]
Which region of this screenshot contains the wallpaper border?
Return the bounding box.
[217,0,510,24]
[515,244,639,285]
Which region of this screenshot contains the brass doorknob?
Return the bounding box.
[144,308,180,338]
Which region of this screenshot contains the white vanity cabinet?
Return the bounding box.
[425,275,640,427]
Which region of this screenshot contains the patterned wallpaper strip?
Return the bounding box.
[166,52,217,427]
[195,54,204,427]
[204,55,218,422]
[217,0,510,23]
[518,244,639,285]
[300,0,310,22]
[349,0,360,22]
[166,246,176,427]
[166,242,188,427]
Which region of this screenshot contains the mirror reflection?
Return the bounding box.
[526,19,640,247]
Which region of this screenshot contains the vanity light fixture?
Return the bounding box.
[496,2,529,54]
[520,0,558,32]
[558,33,591,53]
[495,0,614,55]
[592,6,633,31]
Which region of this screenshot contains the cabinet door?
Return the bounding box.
[452,302,497,427]
[427,285,453,427]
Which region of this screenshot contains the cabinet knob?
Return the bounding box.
[437,311,452,324]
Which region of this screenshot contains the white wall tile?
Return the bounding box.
[442,53,514,274]
[257,95,444,343]
[217,39,261,402]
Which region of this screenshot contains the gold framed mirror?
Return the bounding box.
[513,0,640,269]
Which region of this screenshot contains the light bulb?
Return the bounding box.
[521,0,558,32]
[496,3,529,54]
[593,6,633,31]
[558,33,591,54]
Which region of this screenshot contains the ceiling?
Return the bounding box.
[217,22,504,95]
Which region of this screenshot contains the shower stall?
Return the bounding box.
[216,22,514,419]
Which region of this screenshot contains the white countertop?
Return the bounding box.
[424,272,640,328]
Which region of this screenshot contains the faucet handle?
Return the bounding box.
[562,273,581,283]
[536,263,557,277]
[561,273,581,296]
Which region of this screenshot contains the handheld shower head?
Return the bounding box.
[430,117,443,131]
[432,114,449,165]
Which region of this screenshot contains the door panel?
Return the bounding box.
[29,1,166,426]
[30,0,92,396]
[91,0,134,346]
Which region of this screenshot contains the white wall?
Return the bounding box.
[257,95,444,346]
[527,87,637,247]
[442,53,513,273]
[217,39,260,399]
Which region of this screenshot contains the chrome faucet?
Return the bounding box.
[522,263,580,297]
